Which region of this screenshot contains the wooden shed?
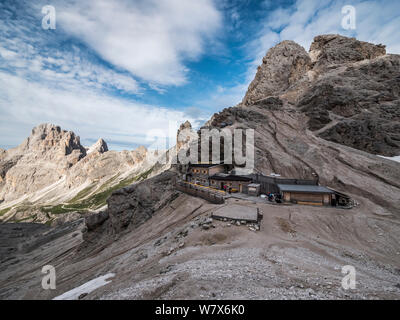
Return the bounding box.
[277,184,334,206]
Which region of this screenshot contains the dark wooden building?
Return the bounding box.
[209,174,252,193]
[277,184,335,206]
[186,163,225,186]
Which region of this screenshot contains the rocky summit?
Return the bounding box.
[244,34,400,156]
[0,35,399,300]
[0,123,168,224]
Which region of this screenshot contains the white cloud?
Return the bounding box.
[0,71,196,151]
[248,0,400,77]
[56,0,222,86]
[0,47,18,59]
[206,0,400,113]
[0,8,141,95]
[0,0,222,151]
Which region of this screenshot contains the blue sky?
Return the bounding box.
[0,0,399,150]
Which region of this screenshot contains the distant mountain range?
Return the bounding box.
[0,123,169,224]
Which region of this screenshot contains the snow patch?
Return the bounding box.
[378,155,400,163]
[53,273,115,300]
[86,144,99,155]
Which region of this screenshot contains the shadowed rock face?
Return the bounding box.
[309,34,386,69]
[107,171,179,234]
[243,34,399,156]
[298,54,400,156]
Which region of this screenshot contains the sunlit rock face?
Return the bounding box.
[0,123,165,223]
[243,40,312,106]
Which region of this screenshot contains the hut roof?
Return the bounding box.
[189,163,224,168]
[209,174,252,182]
[277,184,334,194]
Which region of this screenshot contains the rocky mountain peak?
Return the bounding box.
[177,120,192,139]
[243,34,388,107]
[240,34,399,157]
[0,123,165,214]
[176,120,196,151]
[24,123,86,157]
[134,145,147,156]
[180,120,192,131]
[242,40,311,106]
[87,138,109,154]
[309,34,386,67]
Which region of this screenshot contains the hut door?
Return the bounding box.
[239,184,242,192]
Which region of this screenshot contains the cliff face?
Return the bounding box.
[0,124,88,203]
[0,124,165,223]
[243,34,400,157]
[243,40,312,106]
[309,34,387,69]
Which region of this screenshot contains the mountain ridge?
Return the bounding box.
[0,123,167,224]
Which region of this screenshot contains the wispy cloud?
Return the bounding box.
[0,2,141,95]
[246,0,400,80]
[56,0,222,86]
[0,71,198,151]
[196,0,400,115]
[0,0,222,150]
